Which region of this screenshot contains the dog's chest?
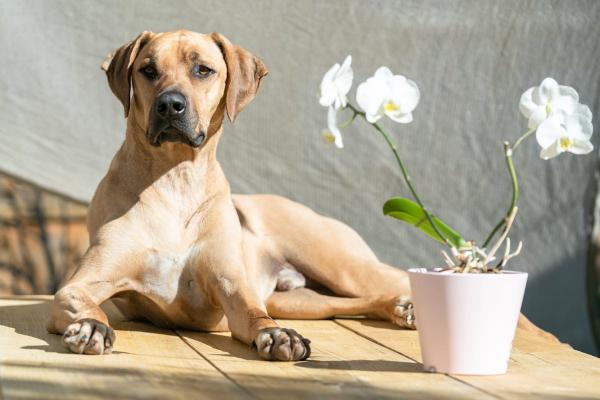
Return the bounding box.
[141,245,204,307]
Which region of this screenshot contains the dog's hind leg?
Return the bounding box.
[253,196,411,299]
[266,288,415,329]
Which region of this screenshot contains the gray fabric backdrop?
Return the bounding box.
[1,0,599,353]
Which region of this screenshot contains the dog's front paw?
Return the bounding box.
[253,328,311,361]
[62,318,115,355]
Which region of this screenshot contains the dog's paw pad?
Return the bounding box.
[62,319,115,355]
[253,328,311,361]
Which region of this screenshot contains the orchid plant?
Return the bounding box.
[319,58,594,273]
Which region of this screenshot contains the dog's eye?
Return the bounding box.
[193,64,214,78]
[140,65,158,80]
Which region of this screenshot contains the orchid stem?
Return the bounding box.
[346,103,452,247]
[482,128,532,247]
[512,127,535,151]
[339,110,358,128]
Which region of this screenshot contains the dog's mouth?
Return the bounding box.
[149,124,206,148]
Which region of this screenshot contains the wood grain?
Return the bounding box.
[1,297,599,399]
[0,297,248,400]
[179,320,492,399]
[336,318,600,399]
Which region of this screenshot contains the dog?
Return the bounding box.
[47,30,555,361]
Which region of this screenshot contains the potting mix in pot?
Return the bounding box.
[318,57,594,375]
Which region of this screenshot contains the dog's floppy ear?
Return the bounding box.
[211,32,268,122]
[101,31,154,117]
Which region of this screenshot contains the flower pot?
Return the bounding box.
[408,268,527,375]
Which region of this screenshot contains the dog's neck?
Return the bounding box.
[111,113,229,202]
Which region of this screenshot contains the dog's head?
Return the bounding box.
[101,30,268,148]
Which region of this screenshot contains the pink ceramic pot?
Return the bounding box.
[408,268,527,375]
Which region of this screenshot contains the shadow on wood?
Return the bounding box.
[295,359,423,372]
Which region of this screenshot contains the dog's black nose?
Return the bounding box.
[155,91,186,118]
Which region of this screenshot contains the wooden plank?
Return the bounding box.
[3,296,598,399]
[0,297,249,400]
[512,329,572,353]
[512,330,600,371]
[179,319,492,400]
[336,318,600,399]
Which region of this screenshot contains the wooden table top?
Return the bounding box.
[0,296,599,399]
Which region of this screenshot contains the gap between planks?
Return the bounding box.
[174,329,258,400]
[332,319,502,400]
[175,319,494,400]
[335,318,600,399]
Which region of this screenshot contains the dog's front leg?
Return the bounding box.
[47,243,137,355]
[200,237,311,361]
[211,275,311,361]
[199,204,311,361]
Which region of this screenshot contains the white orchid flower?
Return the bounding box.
[536,112,594,159]
[356,67,420,124]
[321,106,344,148]
[319,55,353,110]
[319,56,352,148]
[519,78,586,129]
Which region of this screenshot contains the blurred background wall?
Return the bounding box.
[0,173,87,295]
[0,0,599,354]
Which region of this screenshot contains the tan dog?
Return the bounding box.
[47,30,554,360]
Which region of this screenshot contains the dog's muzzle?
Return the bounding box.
[148,90,205,148]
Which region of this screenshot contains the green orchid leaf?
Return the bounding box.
[383,197,466,248]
